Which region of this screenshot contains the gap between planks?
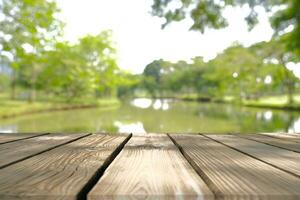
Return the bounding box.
[233,134,300,153]
[167,133,220,199]
[2,133,300,199]
[261,133,300,144]
[77,133,132,200]
[174,134,300,199]
[202,134,300,179]
[88,134,214,200]
[0,134,132,200]
[0,133,50,145]
[0,133,91,170]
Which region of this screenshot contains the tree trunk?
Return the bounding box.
[283,67,295,105]
[28,84,36,103]
[287,80,295,105]
[10,73,16,100]
[280,57,295,105]
[28,68,37,103]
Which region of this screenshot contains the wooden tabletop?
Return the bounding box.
[0,132,300,199]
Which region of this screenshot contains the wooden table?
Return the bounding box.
[0,132,300,199]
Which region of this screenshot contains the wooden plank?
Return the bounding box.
[0,134,130,200]
[0,133,49,144]
[172,134,300,199]
[262,133,300,143]
[0,133,89,169]
[207,134,300,178]
[238,134,300,152]
[89,134,214,200]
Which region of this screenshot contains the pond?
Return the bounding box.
[1,98,300,134]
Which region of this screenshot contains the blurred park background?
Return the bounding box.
[0,0,300,134]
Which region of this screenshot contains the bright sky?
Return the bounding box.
[57,0,274,74]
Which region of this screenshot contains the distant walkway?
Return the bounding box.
[0,132,300,199]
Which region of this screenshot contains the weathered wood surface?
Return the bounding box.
[0,134,130,200]
[0,133,48,144]
[172,134,300,199]
[238,134,300,152]
[1,133,300,200]
[0,133,88,169]
[89,134,214,200]
[207,134,300,178]
[262,133,300,143]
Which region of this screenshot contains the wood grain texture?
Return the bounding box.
[89,134,214,200]
[207,134,300,178]
[0,134,130,200]
[172,134,300,200]
[0,133,89,169]
[238,134,300,152]
[0,133,49,144]
[262,133,300,143]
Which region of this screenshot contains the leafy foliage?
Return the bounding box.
[1,0,299,106]
[151,0,300,52]
[140,41,299,103]
[0,1,125,102]
[0,0,63,101]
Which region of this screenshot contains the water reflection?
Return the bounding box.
[153,99,170,110]
[263,111,273,121]
[114,121,146,135]
[132,98,171,110]
[131,98,152,109]
[1,99,300,134]
[0,125,17,133]
[288,118,300,133]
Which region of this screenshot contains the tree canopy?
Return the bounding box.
[138,41,299,103]
[1,0,299,105]
[0,0,132,102]
[0,0,63,100]
[151,0,300,53]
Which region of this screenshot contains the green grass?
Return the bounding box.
[0,94,120,118]
[223,95,235,103]
[133,92,300,110]
[243,94,300,110]
[139,92,300,110]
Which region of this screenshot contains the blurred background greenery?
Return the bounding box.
[0,0,300,134]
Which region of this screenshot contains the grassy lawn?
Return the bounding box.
[134,93,300,110]
[148,92,300,110]
[243,95,300,109]
[0,94,120,118]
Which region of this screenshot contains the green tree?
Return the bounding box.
[143,59,172,97]
[77,31,119,97]
[0,0,63,101]
[151,0,300,53]
[39,42,92,99]
[161,60,188,94]
[188,57,219,98]
[142,57,221,100]
[251,40,299,104]
[39,31,120,100]
[116,72,141,98]
[210,44,262,100]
